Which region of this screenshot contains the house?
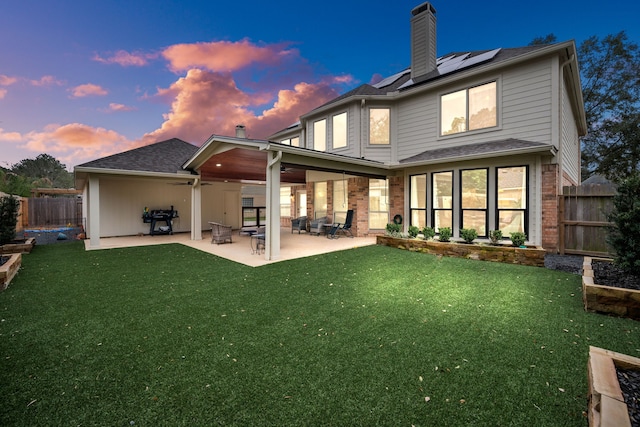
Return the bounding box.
[74,2,586,258]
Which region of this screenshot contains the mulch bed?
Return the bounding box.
[617,367,640,427]
[0,255,7,267]
[592,260,640,291]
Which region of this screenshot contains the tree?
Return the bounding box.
[0,170,32,198]
[0,195,19,245]
[530,32,640,182]
[606,173,640,275]
[10,154,73,189]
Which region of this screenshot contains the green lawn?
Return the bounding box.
[1,242,638,426]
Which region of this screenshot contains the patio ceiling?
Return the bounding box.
[199,148,307,184]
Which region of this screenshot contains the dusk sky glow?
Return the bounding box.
[1,0,638,170]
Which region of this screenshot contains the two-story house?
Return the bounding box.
[75,1,585,259]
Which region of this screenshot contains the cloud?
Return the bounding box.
[70,83,108,98]
[0,74,18,86]
[0,128,23,142]
[0,88,6,99]
[162,39,297,73]
[103,103,137,113]
[93,50,155,66]
[142,68,339,144]
[30,75,64,86]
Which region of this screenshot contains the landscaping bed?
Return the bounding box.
[376,235,545,267]
[0,253,21,291]
[0,237,36,254]
[582,257,640,320]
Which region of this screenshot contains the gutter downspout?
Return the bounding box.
[265,150,282,260]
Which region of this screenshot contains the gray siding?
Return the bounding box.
[561,83,581,183]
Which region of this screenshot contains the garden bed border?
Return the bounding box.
[0,253,22,291]
[582,257,640,320]
[0,237,36,255]
[376,236,545,267]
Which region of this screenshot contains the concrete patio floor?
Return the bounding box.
[84,228,377,267]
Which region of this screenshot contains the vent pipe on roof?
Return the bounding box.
[235,124,246,138]
[410,2,437,80]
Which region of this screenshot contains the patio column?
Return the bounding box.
[88,175,101,248]
[191,179,202,240]
[265,150,281,260]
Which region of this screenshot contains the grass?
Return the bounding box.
[1,242,639,426]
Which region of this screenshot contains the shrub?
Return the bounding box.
[606,173,640,275]
[510,231,526,247]
[0,195,19,245]
[422,226,436,240]
[407,225,420,238]
[438,227,452,242]
[489,230,503,245]
[385,222,401,235]
[460,228,478,244]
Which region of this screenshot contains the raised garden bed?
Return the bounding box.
[0,253,22,291]
[588,346,639,427]
[582,257,640,321]
[376,235,545,267]
[0,237,36,254]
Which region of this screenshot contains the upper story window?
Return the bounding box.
[332,112,347,149]
[313,119,326,151]
[441,81,497,136]
[280,137,300,147]
[369,108,390,145]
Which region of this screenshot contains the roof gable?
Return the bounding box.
[76,138,198,174]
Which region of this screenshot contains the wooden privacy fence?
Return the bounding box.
[25,197,83,228]
[559,183,616,257]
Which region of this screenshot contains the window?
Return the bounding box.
[369,108,390,145]
[280,186,291,217]
[242,197,253,207]
[333,179,348,223]
[314,182,327,218]
[280,137,300,147]
[460,168,488,236]
[410,174,427,228]
[369,179,389,229]
[332,112,347,149]
[441,81,497,135]
[432,171,452,233]
[497,166,528,236]
[313,119,326,151]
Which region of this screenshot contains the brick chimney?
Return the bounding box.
[410,2,437,80]
[235,124,246,138]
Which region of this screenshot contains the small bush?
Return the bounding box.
[460,228,478,244]
[0,195,19,245]
[489,230,503,245]
[387,222,400,236]
[510,231,526,247]
[407,225,420,238]
[438,227,452,242]
[422,226,436,240]
[606,173,640,275]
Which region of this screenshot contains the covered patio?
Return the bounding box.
[84,227,377,267]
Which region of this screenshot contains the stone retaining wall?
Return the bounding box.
[582,257,640,321]
[376,236,545,267]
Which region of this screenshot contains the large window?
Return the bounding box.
[432,171,452,232]
[314,182,327,218]
[313,119,326,151]
[369,179,389,229]
[460,168,488,236]
[410,174,427,228]
[441,81,497,135]
[369,108,390,145]
[333,179,348,223]
[332,112,347,149]
[497,166,528,236]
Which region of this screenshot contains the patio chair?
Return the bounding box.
[326,223,341,239]
[340,209,354,238]
[309,217,327,236]
[291,216,307,234]
[209,221,233,244]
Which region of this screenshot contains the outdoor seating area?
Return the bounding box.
[291,216,307,234]
[309,217,327,235]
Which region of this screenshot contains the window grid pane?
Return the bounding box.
[369,179,388,229]
[497,166,528,238]
[369,108,390,145]
[333,113,347,149]
[314,119,326,151]
[469,82,497,130]
[460,168,487,236]
[432,171,453,233]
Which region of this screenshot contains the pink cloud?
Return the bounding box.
[0,88,7,99]
[30,75,64,86]
[162,39,296,73]
[0,74,18,86]
[70,83,108,98]
[93,50,155,66]
[104,103,137,112]
[0,128,23,142]
[141,69,338,144]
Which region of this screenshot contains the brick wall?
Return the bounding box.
[541,164,559,252]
